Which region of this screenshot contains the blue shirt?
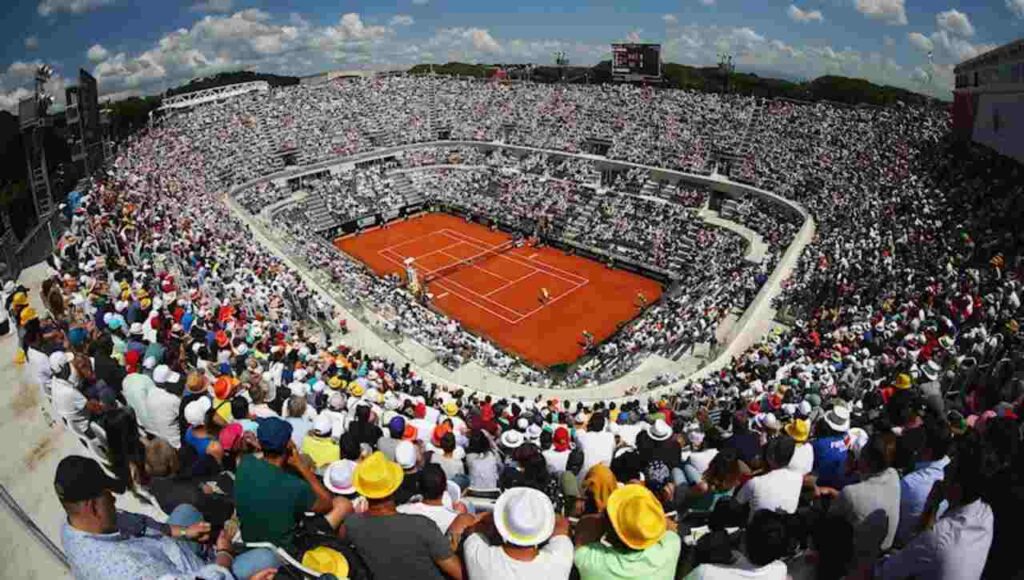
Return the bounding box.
[62,512,230,580]
[896,456,950,546]
[811,435,852,489]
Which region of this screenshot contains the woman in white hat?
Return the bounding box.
[458,487,573,579]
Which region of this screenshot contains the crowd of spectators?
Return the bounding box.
[9,74,1023,580]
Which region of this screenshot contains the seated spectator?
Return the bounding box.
[574,484,681,579]
[541,426,572,476]
[397,464,469,533]
[144,438,234,526]
[284,395,314,448]
[811,406,853,490]
[394,440,423,504]
[343,452,464,579]
[302,414,341,472]
[378,416,406,461]
[431,432,467,488]
[785,419,813,475]
[144,370,183,448]
[895,416,951,546]
[576,413,614,479]
[461,487,574,579]
[875,438,996,579]
[56,456,247,579]
[686,509,791,579]
[182,398,224,465]
[735,436,801,518]
[683,447,748,514]
[465,430,500,490]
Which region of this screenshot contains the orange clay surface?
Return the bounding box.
[336,213,663,367]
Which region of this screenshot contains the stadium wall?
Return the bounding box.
[226,141,815,401]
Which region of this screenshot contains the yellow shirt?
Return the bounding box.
[302,435,340,470]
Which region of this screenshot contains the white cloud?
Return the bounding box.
[936,9,974,37]
[24,36,39,50]
[907,32,933,52]
[37,0,112,16]
[87,44,109,62]
[663,14,678,25]
[788,5,824,23]
[929,30,994,62]
[190,0,233,14]
[854,0,907,25]
[1010,0,1024,18]
[389,14,414,27]
[322,13,392,43]
[0,61,68,113]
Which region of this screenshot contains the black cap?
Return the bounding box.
[54,456,126,503]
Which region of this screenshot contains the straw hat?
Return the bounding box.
[823,406,851,433]
[353,452,404,499]
[301,546,349,578]
[894,373,912,390]
[785,419,810,443]
[606,484,667,550]
[444,401,459,417]
[493,487,556,547]
[323,459,358,495]
[647,419,672,442]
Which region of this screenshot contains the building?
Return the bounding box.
[953,38,1024,164]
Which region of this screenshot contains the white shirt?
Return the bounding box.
[686,557,788,579]
[876,499,994,580]
[145,385,183,448]
[396,502,459,533]
[411,417,435,443]
[787,442,813,475]
[122,373,156,428]
[542,448,570,476]
[612,423,645,448]
[51,377,90,435]
[26,347,52,392]
[687,448,719,475]
[735,468,802,518]
[463,533,574,580]
[576,430,615,479]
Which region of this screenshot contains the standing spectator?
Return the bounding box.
[461,487,574,579]
[343,452,464,579]
[895,416,951,546]
[542,426,572,476]
[576,414,615,479]
[811,406,853,489]
[574,484,681,579]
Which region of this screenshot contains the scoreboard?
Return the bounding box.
[611,43,662,82]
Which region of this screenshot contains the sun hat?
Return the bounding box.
[402,424,417,441]
[432,423,453,447]
[500,430,524,449]
[213,376,237,400]
[312,414,333,436]
[49,351,72,373]
[153,364,182,385]
[444,401,459,417]
[823,406,851,433]
[301,546,349,578]
[185,372,207,394]
[894,373,912,390]
[328,375,343,390]
[395,441,417,469]
[647,419,672,442]
[184,398,212,427]
[606,484,668,550]
[218,423,244,451]
[525,424,543,441]
[785,419,810,443]
[129,322,144,336]
[354,452,405,499]
[11,292,28,307]
[19,307,38,326]
[493,487,556,547]
[922,360,941,381]
[323,459,358,495]
[761,413,781,432]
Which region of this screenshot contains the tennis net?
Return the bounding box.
[422,240,518,284]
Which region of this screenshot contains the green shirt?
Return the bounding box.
[574,532,681,580]
[234,455,316,548]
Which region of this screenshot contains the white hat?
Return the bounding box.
[312,414,333,436]
[328,393,345,410]
[823,406,851,433]
[184,397,212,427]
[500,430,524,449]
[798,401,812,417]
[516,417,529,431]
[687,430,705,446]
[323,460,357,495]
[493,487,556,547]
[395,441,417,469]
[761,413,781,431]
[153,364,181,385]
[143,356,158,370]
[922,360,941,381]
[129,322,144,336]
[49,351,72,373]
[288,381,308,398]
[647,419,672,442]
[294,368,308,381]
[525,424,543,441]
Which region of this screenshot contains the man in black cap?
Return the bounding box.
[56,455,246,579]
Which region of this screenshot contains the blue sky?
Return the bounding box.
[1,0,1021,109]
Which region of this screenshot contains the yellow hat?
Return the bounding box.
[444,401,458,417]
[328,375,343,390]
[19,307,38,326]
[350,383,365,397]
[353,452,404,499]
[12,292,28,307]
[606,484,667,550]
[894,373,912,390]
[301,546,349,577]
[785,419,810,443]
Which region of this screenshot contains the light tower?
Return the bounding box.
[717,53,735,94]
[19,64,56,221]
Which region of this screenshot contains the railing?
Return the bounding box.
[1,210,63,280]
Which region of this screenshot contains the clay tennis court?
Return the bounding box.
[336,213,663,367]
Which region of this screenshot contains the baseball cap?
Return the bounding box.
[257,417,293,453]
[54,456,125,503]
[313,414,333,436]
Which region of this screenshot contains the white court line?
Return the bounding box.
[483,270,538,297]
[528,253,539,259]
[378,238,466,265]
[438,250,512,283]
[431,280,524,324]
[435,292,449,299]
[438,228,589,286]
[512,278,589,320]
[381,230,458,255]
